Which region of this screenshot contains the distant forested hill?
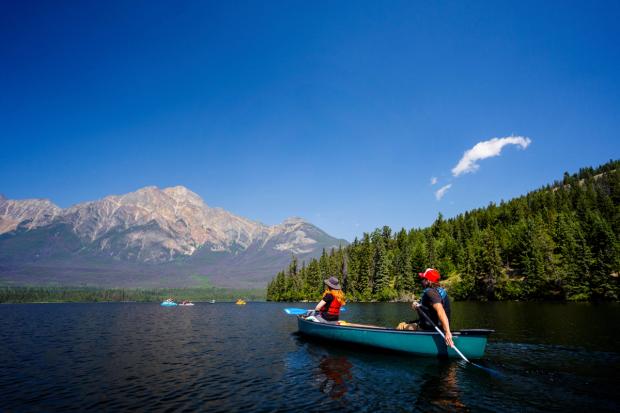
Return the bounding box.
[267,160,620,302]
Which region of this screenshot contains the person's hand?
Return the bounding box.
[445,331,454,347]
[412,301,421,310]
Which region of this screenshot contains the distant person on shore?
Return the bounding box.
[396,268,454,347]
[314,277,346,323]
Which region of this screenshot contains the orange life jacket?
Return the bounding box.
[324,295,342,317]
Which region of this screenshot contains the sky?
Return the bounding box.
[1,1,619,241]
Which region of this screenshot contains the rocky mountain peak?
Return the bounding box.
[282,216,308,225]
[162,186,206,206]
[0,196,62,234]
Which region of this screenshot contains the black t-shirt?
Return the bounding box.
[320,293,339,321]
[419,288,451,330]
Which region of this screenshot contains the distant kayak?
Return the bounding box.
[179,303,195,306]
[236,299,246,305]
[160,301,178,307]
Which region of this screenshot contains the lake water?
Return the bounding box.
[1,301,619,412]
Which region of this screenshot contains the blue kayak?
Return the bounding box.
[160,301,178,306]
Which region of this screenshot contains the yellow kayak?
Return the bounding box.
[235,299,246,305]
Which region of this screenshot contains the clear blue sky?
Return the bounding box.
[1,1,619,241]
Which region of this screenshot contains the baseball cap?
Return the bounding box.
[418,268,440,283]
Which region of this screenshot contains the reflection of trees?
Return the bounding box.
[415,362,468,411]
[318,356,353,400]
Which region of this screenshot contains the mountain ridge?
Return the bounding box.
[0,186,347,288]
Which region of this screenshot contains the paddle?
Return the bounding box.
[284,308,308,315]
[284,307,346,315]
[417,305,501,376]
[416,306,470,363]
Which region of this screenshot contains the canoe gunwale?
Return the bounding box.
[297,316,494,337]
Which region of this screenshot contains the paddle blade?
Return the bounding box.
[284,307,346,315]
[284,308,308,315]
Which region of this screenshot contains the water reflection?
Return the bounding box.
[415,362,468,412]
[292,332,472,411]
[285,336,354,400]
[318,355,353,400]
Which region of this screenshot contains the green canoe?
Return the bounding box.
[297,316,493,359]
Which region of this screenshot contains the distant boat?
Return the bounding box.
[209,300,216,304]
[235,299,246,305]
[179,302,195,306]
[160,301,177,307]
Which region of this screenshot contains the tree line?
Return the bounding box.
[267,160,620,302]
[0,286,265,303]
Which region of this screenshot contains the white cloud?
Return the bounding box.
[430,177,438,185]
[435,184,452,200]
[452,136,531,177]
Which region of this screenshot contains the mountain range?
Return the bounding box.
[0,186,347,288]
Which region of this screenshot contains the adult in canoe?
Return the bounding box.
[314,276,346,323]
[396,268,454,347]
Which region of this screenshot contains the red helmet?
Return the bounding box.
[418,268,440,283]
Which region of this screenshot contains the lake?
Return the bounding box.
[1,301,619,412]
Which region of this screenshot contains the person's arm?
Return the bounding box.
[316,293,334,312]
[433,302,453,347]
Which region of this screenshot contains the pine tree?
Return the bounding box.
[394,245,414,293]
[360,233,374,299]
[479,228,504,299]
[520,215,558,298]
[585,211,620,300]
[304,259,323,299]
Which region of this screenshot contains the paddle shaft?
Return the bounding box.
[417,306,470,363]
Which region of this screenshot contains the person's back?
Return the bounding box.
[319,291,342,321]
[419,286,451,330]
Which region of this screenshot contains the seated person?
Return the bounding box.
[396,268,453,347]
[314,276,346,323]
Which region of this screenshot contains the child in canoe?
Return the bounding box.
[314,276,346,323]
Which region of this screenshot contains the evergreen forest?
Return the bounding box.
[0,286,265,304]
[267,160,620,302]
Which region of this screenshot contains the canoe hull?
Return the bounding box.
[297,317,491,359]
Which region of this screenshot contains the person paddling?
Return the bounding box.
[396,268,454,347]
[314,276,346,323]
